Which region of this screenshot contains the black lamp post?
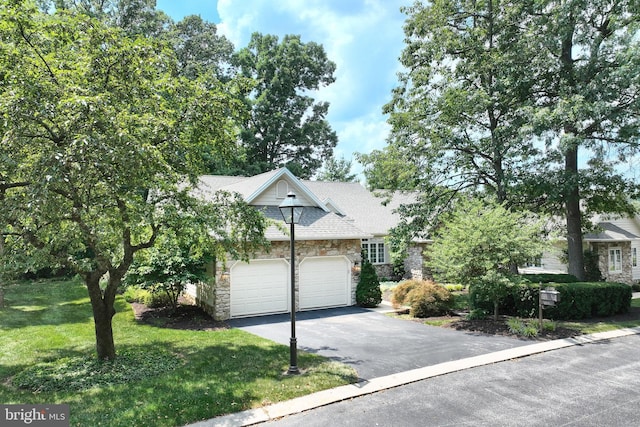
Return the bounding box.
[278,192,304,375]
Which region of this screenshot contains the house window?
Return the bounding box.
[609,247,622,272]
[633,248,638,268]
[362,239,385,264]
[526,255,543,268]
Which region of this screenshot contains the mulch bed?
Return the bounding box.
[131,302,228,331]
[442,317,580,340]
[435,305,640,340]
[131,299,640,341]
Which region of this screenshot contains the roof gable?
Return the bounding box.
[244,168,329,212]
[196,169,414,238]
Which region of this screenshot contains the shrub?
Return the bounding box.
[506,318,539,337]
[583,250,603,282]
[122,286,151,303]
[142,289,174,308]
[522,273,578,284]
[356,257,382,308]
[472,280,632,320]
[544,282,631,319]
[392,279,455,318]
[391,280,415,307]
[469,271,515,320]
[466,308,488,320]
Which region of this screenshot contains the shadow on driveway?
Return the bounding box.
[229,307,529,380]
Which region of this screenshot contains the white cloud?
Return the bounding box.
[216,0,408,160]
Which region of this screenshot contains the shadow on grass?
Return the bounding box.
[3,340,355,427]
[0,282,129,330]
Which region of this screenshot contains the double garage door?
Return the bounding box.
[230,256,351,318]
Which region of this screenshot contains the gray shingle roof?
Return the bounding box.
[259,206,371,241]
[584,222,640,241]
[302,180,415,236]
[195,168,415,241]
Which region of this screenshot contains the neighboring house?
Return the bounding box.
[185,168,426,320]
[523,214,640,285]
[583,215,640,285]
[519,240,568,275]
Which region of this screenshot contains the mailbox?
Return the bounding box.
[540,287,560,306]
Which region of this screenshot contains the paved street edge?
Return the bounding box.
[187,326,640,427]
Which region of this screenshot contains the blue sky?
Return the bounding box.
[155,0,410,177]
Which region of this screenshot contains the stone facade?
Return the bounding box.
[372,263,395,281]
[194,239,362,320]
[403,243,431,280]
[593,241,633,285]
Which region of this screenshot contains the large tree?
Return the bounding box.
[367,0,540,238]
[521,0,640,279]
[231,32,338,178]
[170,14,234,80]
[0,2,269,359]
[370,0,640,278]
[315,155,358,182]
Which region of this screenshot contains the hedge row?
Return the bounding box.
[470,280,632,320]
[521,273,578,284]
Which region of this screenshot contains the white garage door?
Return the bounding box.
[230,259,289,318]
[299,256,351,310]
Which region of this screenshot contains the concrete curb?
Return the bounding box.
[186,326,640,427]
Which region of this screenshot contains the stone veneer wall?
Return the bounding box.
[195,239,362,320]
[594,241,633,285]
[373,264,394,281]
[404,243,431,280]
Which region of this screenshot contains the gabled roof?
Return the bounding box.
[197,169,417,239]
[259,206,371,241]
[584,222,640,242]
[199,168,330,212]
[302,180,415,236]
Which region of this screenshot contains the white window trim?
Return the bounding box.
[362,239,386,265]
[609,246,622,272]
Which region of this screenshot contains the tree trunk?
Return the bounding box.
[559,15,585,281]
[85,272,117,360]
[493,300,499,321]
[565,144,585,280]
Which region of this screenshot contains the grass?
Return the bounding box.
[0,278,357,427]
[556,297,640,334]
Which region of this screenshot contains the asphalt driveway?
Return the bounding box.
[228,306,529,380]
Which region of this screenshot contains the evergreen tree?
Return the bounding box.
[356,255,382,308]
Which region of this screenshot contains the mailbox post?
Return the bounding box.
[539,286,560,329]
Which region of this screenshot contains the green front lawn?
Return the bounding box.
[0,279,357,427]
[557,297,640,334]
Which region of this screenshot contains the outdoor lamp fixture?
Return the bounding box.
[278,192,304,375]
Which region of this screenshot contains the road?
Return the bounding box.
[262,334,640,426]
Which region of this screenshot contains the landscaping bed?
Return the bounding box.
[383,281,640,340]
[442,304,640,339]
[131,299,228,331]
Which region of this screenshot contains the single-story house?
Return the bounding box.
[583,214,640,285]
[521,213,640,285]
[185,168,426,320]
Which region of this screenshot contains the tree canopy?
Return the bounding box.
[315,155,358,182]
[0,1,269,359]
[231,32,338,179]
[368,0,640,279]
[428,198,546,285]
